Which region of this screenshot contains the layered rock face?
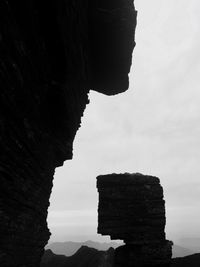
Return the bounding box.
[0,1,137,266]
[97,173,172,267]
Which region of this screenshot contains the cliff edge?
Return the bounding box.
[0,0,137,266]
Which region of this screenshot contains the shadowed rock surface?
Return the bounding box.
[97,173,172,267]
[0,0,137,266]
[89,0,137,94]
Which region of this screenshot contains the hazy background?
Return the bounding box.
[47,0,200,248]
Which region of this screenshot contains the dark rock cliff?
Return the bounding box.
[0,0,137,266]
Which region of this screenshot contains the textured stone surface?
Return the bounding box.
[114,242,172,267]
[0,1,137,266]
[97,173,165,243]
[0,1,89,266]
[97,173,172,266]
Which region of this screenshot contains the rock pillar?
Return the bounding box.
[97,173,172,267]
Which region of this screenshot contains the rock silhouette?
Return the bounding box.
[40,247,200,267]
[0,0,137,266]
[41,246,114,267]
[46,240,121,257]
[97,173,172,267]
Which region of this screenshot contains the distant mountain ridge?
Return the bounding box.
[178,238,200,252]
[41,246,200,267]
[46,240,195,258]
[172,245,195,258]
[46,240,122,256]
[41,246,114,267]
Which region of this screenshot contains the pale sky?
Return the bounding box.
[48,0,200,245]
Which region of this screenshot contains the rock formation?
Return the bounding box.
[89,0,137,95]
[0,0,137,266]
[97,173,173,267]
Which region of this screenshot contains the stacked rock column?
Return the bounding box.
[97,173,172,267]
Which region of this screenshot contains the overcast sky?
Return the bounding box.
[47,0,200,245]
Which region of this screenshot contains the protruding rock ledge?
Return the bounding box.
[89,0,137,95]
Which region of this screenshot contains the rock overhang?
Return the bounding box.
[88,0,137,95]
